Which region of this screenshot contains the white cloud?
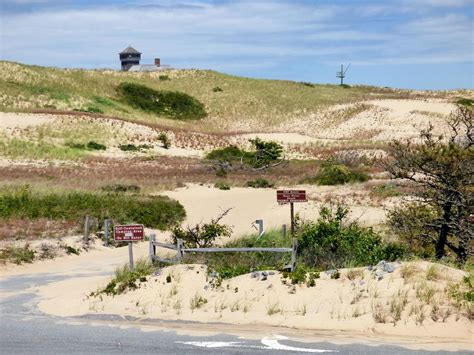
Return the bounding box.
[1,0,472,71]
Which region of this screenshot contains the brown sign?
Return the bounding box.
[277,190,307,203]
[114,224,144,241]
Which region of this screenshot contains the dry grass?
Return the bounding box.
[0,61,438,133]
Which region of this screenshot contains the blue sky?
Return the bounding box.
[1,0,473,89]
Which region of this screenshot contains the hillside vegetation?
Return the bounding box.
[0,61,425,132]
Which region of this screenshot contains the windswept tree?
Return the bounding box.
[387,104,473,263]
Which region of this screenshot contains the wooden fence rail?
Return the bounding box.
[149,235,298,272]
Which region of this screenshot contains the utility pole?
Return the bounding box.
[336,63,351,85]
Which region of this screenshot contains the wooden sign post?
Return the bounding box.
[114,224,144,272]
[277,190,307,236]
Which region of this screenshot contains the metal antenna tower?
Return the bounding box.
[336,63,351,85]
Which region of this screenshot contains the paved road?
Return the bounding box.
[1,271,471,354]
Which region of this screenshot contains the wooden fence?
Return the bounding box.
[149,236,298,272]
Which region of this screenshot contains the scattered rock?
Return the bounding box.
[261,275,268,281]
[384,263,395,273]
[368,265,373,271]
[289,285,297,294]
[268,271,275,276]
[251,272,260,279]
[326,269,338,276]
[262,271,268,277]
[375,270,384,281]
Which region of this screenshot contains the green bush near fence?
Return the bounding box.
[0,186,185,230]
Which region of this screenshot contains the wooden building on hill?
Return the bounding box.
[119,46,141,71]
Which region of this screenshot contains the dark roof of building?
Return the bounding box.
[119,46,141,54]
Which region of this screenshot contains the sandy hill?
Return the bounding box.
[1,61,471,135]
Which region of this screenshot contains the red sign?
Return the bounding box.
[277,190,307,203]
[114,224,144,241]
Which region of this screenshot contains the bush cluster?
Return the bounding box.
[206,138,284,172]
[246,178,274,188]
[66,141,106,151]
[101,184,141,194]
[0,186,185,230]
[214,181,231,190]
[312,159,369,185]
[297,205,405,269]
[117,82,207,120]
[118,143,152,152]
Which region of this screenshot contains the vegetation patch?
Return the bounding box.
[246,178,274,188]
[214,181,231,190]
[100,259,153,296]
[0,245,36,265]
[101,184,141,194]
[310,158,369,185]
[297,205,405,269]
[0,186,185,230]
[0,136,86,160]
[118,143,153,152]
[65,141,106,151]
[116,82,207,120]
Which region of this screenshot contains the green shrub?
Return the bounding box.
[65,141,106,151]
[118,143,152,152]
[214,181,230,190]
[158,133,171,149]
[101,259,153,295]
[213,86,223,92]
[63,245,81,255]
[0,186,185,230]
[86,141,106,151]
[101,184,141,193]
[0,245,36,265]
[312,159,369,185]
[206,139,284,170]
[159,75,170,81]
[116,82,207,120]
[300,82,315,87]
[206,145,249,162]
[246,178,274,188]
[387,203,438,258]
[297,205,405,269]
[340,84,351,89]
[249,138,283,168]
[455,98,474,106]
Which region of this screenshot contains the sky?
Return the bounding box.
[0,0,473,89]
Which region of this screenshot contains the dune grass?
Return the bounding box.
[0,185,186,229]
[0,61,415,132]
[0,135,87,160]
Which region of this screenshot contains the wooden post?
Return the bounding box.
[290,202,295,236]
[83,216,90,243]
[104,219,110,246]
[290,238,298,272]
[149,234,156,261]
[128,242,134,272]
[176,238,184,260]
[282,224,287,239]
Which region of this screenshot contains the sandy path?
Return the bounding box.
[162,183,390,240]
